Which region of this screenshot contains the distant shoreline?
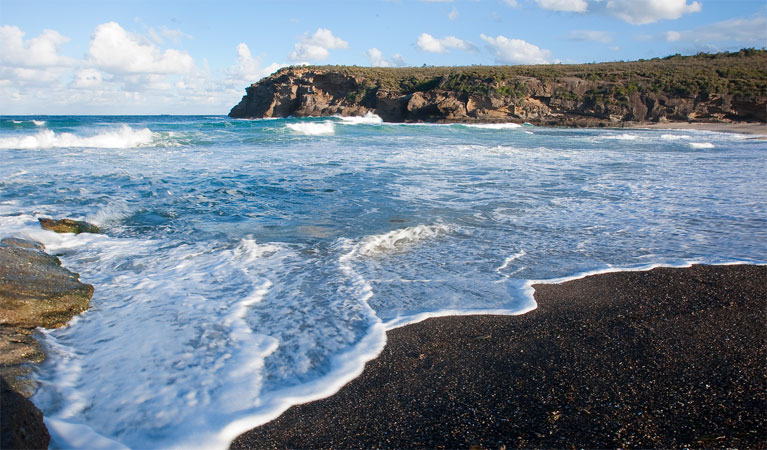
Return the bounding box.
[232,264,767,449]
[626,121,767,136]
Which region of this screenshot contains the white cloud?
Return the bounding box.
[662,15,767,46]
[0,25,73,67]
[88,22,194,74]
[503,0,520,7]
[365,48,406,67]
[417,33,477,53]
[226,43,283,85]
[606,0,701,25]
[448,7,459,20]
[536,0,588,13]
[568,30,613,43]
[289,28,348,62]
[664,31,682,42]
[480,34,551,64]
[72,68,104,88]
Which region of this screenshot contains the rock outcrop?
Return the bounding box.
[229,50,767,126]
[0,237,93,392]
[0,236,93,449]
[39,217,99,234]
[1,376,50,450]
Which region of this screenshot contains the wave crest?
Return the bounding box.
[355,224,455,257]
[337,112,383,125]
[286,121,335,136]
[0,125,156,149]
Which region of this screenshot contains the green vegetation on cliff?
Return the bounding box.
[296,49,767,103]
[230,49,767,124]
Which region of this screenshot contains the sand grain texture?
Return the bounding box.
[232,264,766,449]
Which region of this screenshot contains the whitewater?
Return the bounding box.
[0,115,765,449]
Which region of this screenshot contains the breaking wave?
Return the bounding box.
[0,125,156,149]
[337,112,383,125]
[286,121,336,135]
[462,123,522,130]
[354,224,456,257]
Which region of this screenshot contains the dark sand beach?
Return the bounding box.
[231,264,766,449]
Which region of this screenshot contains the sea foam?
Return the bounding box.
[0,125,155,149]
[338,112,383,125]
[353,224,455,257]
[286,121,336,135]
[463,123,522,130]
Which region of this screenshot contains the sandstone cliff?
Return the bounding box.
[229,50,767,126]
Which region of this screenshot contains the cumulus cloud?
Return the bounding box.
[289,28,348,62]
[0,25,73,67]
[606,0,701,25]
[448,7,459,20]
[536,0,588,13]
[480,34,551,64]
[225,43,283,85]
[88,22,194,74]
[417,33,477,53]
[365,48,406,67]
[568,30,613,43]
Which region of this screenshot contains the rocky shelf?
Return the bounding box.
[0,220,97,449]
[229,49,767,126]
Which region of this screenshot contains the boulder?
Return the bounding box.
[1,375,50,450]
[38,218,99,234]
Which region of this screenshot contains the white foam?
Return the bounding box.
[690,142,715,149]
[33,120,46,127]
[660,134,692,141]
[602,133,640,140]
[337,112,383,125]
[0,125,155,149]
[353,224,455,257]
[285,121,335,135]
[463,123,522,130]
[496,250,526,272]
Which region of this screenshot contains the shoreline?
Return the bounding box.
[623,121,767,136]
[231,264,767,449]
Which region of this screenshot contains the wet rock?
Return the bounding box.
[0,240,93,329]
[0,237,93,393]
[1,375,50,450]
[39,217,99,234]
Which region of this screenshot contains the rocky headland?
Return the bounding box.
[229,49,767,127]
[0,220,97,449]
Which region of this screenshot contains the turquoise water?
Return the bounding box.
[1,115,765,449]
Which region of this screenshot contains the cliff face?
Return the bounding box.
[229,51,767,125]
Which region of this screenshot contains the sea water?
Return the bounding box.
[0,115,765,449]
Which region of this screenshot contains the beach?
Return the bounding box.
[231,264,767,449]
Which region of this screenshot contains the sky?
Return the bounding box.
[1,0,765,115]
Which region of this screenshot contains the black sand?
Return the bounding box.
[231,264,766,449]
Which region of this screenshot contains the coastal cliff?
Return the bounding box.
[229,49,767,126]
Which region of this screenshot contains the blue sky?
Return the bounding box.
[1,0,765,114]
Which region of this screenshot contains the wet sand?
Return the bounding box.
[231,264,766,449]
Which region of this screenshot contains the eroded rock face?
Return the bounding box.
[229,61,767,126]
[39,218,99,234]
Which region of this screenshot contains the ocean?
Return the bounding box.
[1,115,765,449]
